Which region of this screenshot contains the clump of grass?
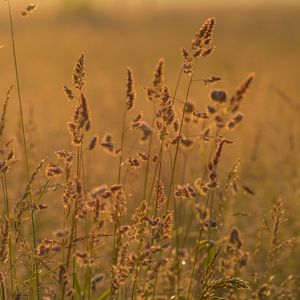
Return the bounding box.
[0,5,298,300]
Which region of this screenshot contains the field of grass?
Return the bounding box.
[0,1,300,299]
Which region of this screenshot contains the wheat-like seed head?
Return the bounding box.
[126,67,136,110]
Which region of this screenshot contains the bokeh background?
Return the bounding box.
[1,0,300,279]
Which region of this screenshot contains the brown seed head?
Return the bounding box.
[126,67,136,110]
[73,53,86,90]
[88,135,98,150]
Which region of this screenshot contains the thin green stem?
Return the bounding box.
[1,175,15,298]
[144,70,184,300]
[142,108,155,201]
[6,1,40,298]
[87,242,93,300]
[187,190,212,300]
[130,120,159,299]
[72,147,82,297]
[80,146,87,197]
[151,153,164,300]
[131,69,183,298]
[6,2,30,175]
[1,280,6,300]
[29,208,39,298]
[130,279,137,300]
[165,61,198,299]
[166,65,197,209]
[110,109,127,299]
[147,144,163,208]
[61,147,81,300]
[17,259,74,296]
[147,70,183,207]
[117,110,127,184]
[80,146,93,300]
[37,180,49,203]
[61,194,78,300]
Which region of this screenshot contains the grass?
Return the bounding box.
[0,1,299,300]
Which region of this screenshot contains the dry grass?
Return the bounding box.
[0,1,300,299]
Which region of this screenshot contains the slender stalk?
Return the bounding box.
[61,147,81,300]
[146,144,163,208]
[1,280,6,300]
[110,108,127,299]
[182,139,216,250]
[1,175,15,298]
[130,116,160,299]
[166,63,197,209]
[147,70,183,207]
[30,209,38,296]
[80,147,87,197]
[207,189,215,255]
[6,2,29,174]
[16,259,74,297]
[153,152,163,221]
[6,1,40,298]
[144,70,184,300]
[187,190,212,300]
[117,110,127,184]
[171,70,183,106]
[124,144,164,299]
[37,180,49,203]
[1,175,8,216]
[142,106,156,201]
[4,174,18,292]
[7,239,15,298]
[62,205,66,283]
[82,150,91,291]
[130,278,137,300]
[61,195,78,300]
[80,147,93,300]
[151,153,164,300]
[173,189,181,297]
[72,147,82,297]
[87,244,93,300]
[164,60,198,299]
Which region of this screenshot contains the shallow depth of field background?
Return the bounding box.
[1,0,300,281]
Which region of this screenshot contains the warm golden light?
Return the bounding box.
[0,0,299,299]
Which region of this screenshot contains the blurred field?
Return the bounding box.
[1,1,300,298]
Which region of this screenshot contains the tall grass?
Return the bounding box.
[6,1,39,299]
[0,3,298,300]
